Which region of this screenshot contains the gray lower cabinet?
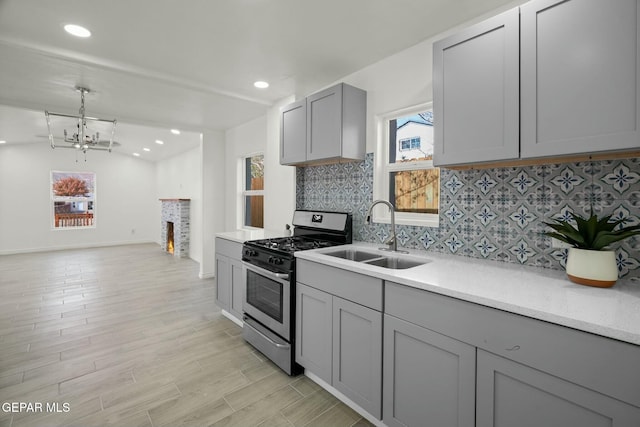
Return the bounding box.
[295,283,333,384]
[383,314,476,427]
[295,262,383,420]
[215,237,244,320]
[332,297,382,418]
[476,349,640,427]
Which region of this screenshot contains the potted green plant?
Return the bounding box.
[544,212,640,287]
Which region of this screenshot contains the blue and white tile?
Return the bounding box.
[596,160,640,195]
[506,203,538,230]
[444,203,465,224]
[443,233,464,254]
[507,239,538,264]
[548,165,587,195]
[474,203,498,227]
[615,248,640,277]
[474,171,500,195]
[473,235,499,259]
[443,172,465,195]
[508,168,541,196]
[488,185,519,213]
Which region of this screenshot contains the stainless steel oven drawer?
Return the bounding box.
[243,316,294,375]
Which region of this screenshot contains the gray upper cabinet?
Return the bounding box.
[280,99,307,165]
[280,83,366,166]
[383,315,476,427]
[434,0,640,167]
[433,8,520,166]
[520,0,640,158]
[477,350,640,427]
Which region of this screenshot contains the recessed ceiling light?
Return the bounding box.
[133,152,140,157]
[143,147,151,152]
[170,129,181,135]
[64,24,91,38]
[155,139,164,145]
[254,81,269,89]
[0,140,6,144]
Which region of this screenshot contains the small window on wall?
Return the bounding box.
[243,154,264,228]
[373,103,439,227]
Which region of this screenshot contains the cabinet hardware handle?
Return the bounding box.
[505,345,521,351]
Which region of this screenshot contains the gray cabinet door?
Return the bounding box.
[280,99,307,165]
[295,283,333,384]
[433,8,519,166]
[476,350,640,427]
[332,298,382,419]
[521,0,640,158]
[383,315,475,427]
[307,84,343,161]
[229,260,244,319]
[215,254,230,310]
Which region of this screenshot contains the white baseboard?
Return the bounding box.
[221,310,243,327]
[304,370,386,427]
[0,240,157,256]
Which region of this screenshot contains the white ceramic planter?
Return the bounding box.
[565,248,618,288]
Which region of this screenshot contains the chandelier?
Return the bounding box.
[45,86,117,161]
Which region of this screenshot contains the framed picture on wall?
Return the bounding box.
[51,171,96,229]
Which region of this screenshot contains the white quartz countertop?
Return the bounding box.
[215,229,287,244]
[295,242,640,346]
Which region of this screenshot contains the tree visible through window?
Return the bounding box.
[388,111,439,214]
[243,154,264,228]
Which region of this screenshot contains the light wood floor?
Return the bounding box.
[0,244,373,427]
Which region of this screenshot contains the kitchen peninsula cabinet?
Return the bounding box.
[214,237,244,321]
[280,83,366,166]
[433,0,640,167]
[296,260,383,419]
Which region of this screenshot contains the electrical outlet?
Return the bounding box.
[550,237,572,249]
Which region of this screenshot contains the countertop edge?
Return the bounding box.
[295,243,640,346]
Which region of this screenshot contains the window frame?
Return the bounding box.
[238,152,264,230]
[372,102,439,228]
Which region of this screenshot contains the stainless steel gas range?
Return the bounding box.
[242,210,352,375]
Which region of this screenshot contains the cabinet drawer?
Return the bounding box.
[215,237,242,259]
[385,281,640,408]
[297,259,383,311]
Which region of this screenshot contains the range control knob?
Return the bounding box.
[244,249,257,257]
[268,256,283,265]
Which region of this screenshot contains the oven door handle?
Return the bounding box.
[243,316,290,349]
[242,261,290,281]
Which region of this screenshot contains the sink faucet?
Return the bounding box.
[366,200,407,253]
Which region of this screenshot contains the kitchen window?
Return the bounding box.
[373,103,439,227]
[242,154,264,228]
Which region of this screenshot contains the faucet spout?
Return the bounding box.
[366,199,398,252]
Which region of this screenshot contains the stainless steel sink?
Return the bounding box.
[363,256,427,269]
[325,249,381,262]
[324,248,428,270]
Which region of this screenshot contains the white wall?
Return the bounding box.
[202,129,225,278]
[156,145,202,263]
[0,143,157,254]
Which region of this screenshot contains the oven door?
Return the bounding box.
[243,261,291,341]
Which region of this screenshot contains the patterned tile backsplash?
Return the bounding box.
[296,154,640,280]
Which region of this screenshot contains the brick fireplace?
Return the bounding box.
[160,199,190,257]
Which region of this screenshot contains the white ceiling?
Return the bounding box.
[0,0,516,162]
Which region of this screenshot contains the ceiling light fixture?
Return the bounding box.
[45,86,117,162]
[133,152,140,157]
[0,140,6,144]
[64,24,91,38]
[143,148,150,152]
[170,129,180,135]
[155,139,164,145]
[254,81,269,89]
